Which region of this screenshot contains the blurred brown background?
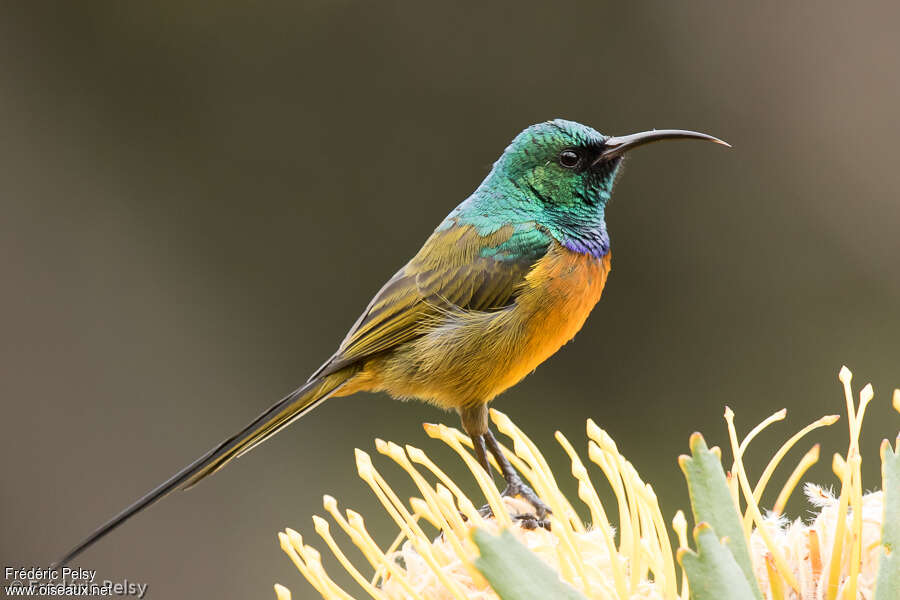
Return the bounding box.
[2,2,899,598]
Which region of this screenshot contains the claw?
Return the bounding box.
[514,514,547,530]
[501,474,551,519]
[475,475,552,529]
[476,500,552,530]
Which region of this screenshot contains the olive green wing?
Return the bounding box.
[312,222,551,379]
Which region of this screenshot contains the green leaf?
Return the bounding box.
[471,528,588,600]
[875,437,900,600]
[679,432,763,599]
[678,523,758,600]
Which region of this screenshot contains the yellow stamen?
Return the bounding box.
[594,444,641,590]
[723,407,744,510]
[434,483,473,538]
[344,509,425,600]
[370,526,411,588]
[587,423,637,570]
[376,439,486,586]
[672,511,690,600]
[725,408,800,591]
[296,541,355,600]
[283,529,354,600]
[724,406,785,506]
[839,366,856,440]
[847,455,863,600]
[764,553,785,600]
[405,444,485,527]
[490,412,591,597]
[423,423,511,529]
[743,415,839,528]
[274,366,888,600]
[492,410,585,532]
[355,450,468,600]
[377,441,464,545]
[772,443,820,515]
[555,430,627,599]
[321,495,416,595]
[825,457,851,600]
[312,515,389,600]
[273,583,292,600]
[641,483,678,599]
[279,531,330,599]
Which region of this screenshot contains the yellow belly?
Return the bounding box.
[354,243,612,409]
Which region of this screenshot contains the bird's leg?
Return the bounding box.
[484,429,551,524]
[471,432,491,475]
[459,403,491,471]
[459,404,550,529]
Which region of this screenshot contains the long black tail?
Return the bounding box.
[53,369,354,568]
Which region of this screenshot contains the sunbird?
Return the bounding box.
[56,119,728,565]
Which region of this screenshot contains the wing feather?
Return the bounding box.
[312,222,550,378]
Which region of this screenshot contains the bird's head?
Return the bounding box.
[481,119,728,257]
[494,119,728,210]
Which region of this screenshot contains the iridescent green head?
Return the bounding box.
[495,119,621,210]
[460,119,728,258]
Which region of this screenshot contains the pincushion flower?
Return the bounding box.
[273,368,900,600]
[746,485,883,599]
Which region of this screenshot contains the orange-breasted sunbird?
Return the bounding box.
[56,119,728,565]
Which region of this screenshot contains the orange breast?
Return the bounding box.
[348,243,612,409]
[491,244,611,394]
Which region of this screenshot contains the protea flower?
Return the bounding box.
[273,368,900,600]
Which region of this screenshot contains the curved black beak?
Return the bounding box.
[594,129,730,165]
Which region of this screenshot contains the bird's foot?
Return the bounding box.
[476,475,551,530]
[477,502,549,530]
[502,474,552,523]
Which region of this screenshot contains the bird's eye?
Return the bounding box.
[559,149,580,168]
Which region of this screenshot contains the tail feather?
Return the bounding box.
[53,369,354,568]
[181,371,352,488]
